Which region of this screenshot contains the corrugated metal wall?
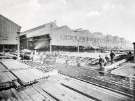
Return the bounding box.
[0,15,21,45]
[51,27,94,47]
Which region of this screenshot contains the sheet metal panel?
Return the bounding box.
[51,27,95,47]
[0,15,21,45]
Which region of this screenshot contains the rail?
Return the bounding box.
[59,72,134,98]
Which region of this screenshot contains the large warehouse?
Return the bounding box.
[20,21,132,51]
[20,22,98,51]
[0,15,21,52]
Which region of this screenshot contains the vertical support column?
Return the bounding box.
[77,44,79,53]
[3,45,4,54]
[77,39,79,53]
[133,42,135,63]
[50,38,52,54]
[27,39,28,49]
[34,49,37,54]
[133,77,135,101]
[129,75,133,89]
[17,32,20,60]
[1,34,4,60]
[130,76,135,101]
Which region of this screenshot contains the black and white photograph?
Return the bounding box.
[0,0,135,101]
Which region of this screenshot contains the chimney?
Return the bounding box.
[133,42,135,63]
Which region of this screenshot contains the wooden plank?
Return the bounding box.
[0,71,16,83]
[104,59,126,71]
[111,62,135,77]
[2,59,30,70]
[0,63,8,72]
[40,80,94,101]
[10,88,24,101]
[6,71,17,80]
[12,68,50,83]
[0,72,11,83]
[53,74,131,101]
[23,86,45,101]
[0,89,17,100]
[0,90,6,100]
[17,89,34,101]
[33,85,57,101]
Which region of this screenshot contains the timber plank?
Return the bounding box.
[40,80,94,101]
[33,85,57,101]
[24,86,45,101]
[52,74,131,101]
[17,89,34,101]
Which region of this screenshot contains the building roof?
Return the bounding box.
[53,25,71,30]
[20,22,58,37]
[0,14,21,28]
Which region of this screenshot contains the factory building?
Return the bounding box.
[20,22,57,50]
[20,22,97,51]
[20,22,132,51]
[0,15,21,52]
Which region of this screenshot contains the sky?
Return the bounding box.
[0,0,135,42]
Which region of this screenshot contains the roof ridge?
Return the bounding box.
[0,14,21,28]
[22,21,57,33]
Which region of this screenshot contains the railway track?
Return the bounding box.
[18,60,134,98]
[59,72,134,98]
[0,60,133,101]
[32,73,132,101]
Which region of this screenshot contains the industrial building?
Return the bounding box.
[20,22,132,52]
[20,22,57,50]
[0,15,134,101]
[0,15,21,52]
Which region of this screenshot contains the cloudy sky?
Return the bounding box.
[0,0,135,42]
